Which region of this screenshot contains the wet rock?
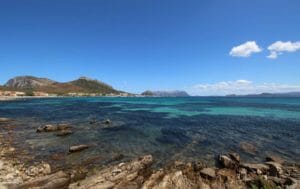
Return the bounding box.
[56,129,73,136]
[200,168,216,179]
[218,155,238,169]
[89,120,97,124]
[16,171,70,189]
[0,118,13,123]
[57,123,71,130]
[36,126,44,133]
[102,119,112,125]
[36,123,71,133]
[44,124,58,132]
[266,161,283,177]
[266,155,284,164]
[69,145,89,153]
[239,142,256,154]
[228,152,240,163]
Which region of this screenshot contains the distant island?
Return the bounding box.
[226,92,300,97]
[141,90,189,97]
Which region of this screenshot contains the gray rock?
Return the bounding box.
[69,145,89,153]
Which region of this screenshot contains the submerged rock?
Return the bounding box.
[56,129,73,136]
[239,142,257,154]
[69,145,89,153]
[36,123,71,133]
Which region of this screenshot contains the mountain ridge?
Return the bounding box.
[2,76,120,95]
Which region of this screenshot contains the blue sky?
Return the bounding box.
[0,0,300,95]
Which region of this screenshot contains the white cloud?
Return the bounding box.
[229,41,262,57]
[187,80,300,96]
[267,41,300,59]
[267,51,278,59]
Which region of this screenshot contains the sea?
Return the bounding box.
[0,97,299,170]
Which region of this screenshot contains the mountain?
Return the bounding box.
[141,90,189,97]
[3,76,120,95]
[69,77,117,94]
[5,76,56,88]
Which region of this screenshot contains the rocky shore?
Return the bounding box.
[0,117,299,189]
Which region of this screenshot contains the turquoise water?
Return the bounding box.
[0,97,299,169]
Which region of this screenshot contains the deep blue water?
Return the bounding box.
[0,97,299,169]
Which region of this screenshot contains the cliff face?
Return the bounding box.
[3,76,120,95]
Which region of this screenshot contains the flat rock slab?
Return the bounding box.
[11,171,70,189]
[0,118,13,123]
[69,145,89,153]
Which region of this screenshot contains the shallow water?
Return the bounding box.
[0,97,299,169]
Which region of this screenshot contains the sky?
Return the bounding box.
[0,0,300,95]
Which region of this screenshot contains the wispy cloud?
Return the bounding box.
[187,80,300,96]
[267,41,300,59]
[229,41,262,57]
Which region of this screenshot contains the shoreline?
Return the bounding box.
[0,119,299,188]
[1,142,299,189]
